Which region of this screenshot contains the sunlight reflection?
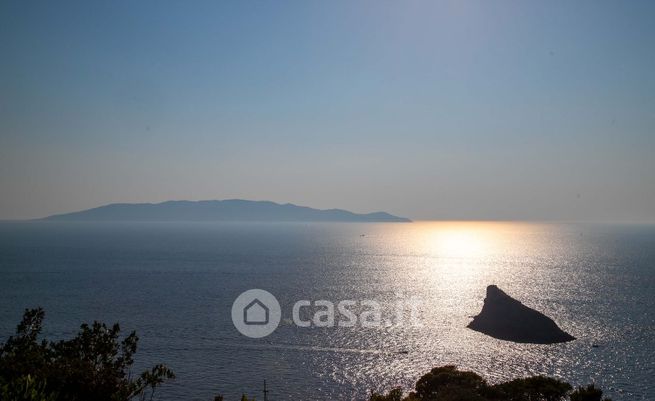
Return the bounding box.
[434,229,486,258]
[423,222,498,259]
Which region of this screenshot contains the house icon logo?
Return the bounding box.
[232,289,281,338]
[244,299,269,325]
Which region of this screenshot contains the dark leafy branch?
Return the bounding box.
[370,365,612,401]
[0,308,174,401]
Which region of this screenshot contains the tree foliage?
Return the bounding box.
[570,384,612,401]
[0,374,57,401]
[370,366,611,401]
[0,308,174,401]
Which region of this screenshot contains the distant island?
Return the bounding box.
[41,199,411,222]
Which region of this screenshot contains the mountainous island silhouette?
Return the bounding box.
[42,199,411,222]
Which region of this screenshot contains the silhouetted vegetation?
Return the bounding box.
[0,308,174,401]
[570,385,610,401]
[1,309,612,401]
[370,365,611,401]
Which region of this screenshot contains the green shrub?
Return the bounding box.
[370,366,611,401]
[0,308,174,401]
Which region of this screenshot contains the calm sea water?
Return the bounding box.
[0,221,653,400]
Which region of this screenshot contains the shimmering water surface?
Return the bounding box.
[0,221,653,400]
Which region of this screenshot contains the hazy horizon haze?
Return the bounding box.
[1,0,654,221]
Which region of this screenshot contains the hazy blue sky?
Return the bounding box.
[1,0,654,221]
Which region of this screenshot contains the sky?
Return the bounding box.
[1,0,654,221]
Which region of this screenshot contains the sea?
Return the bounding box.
[0,221,653,400]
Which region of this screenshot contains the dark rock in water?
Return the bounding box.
[468,285,575,344]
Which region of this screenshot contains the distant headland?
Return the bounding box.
[41,200,412,223]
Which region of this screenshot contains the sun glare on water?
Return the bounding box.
[422,222,498,259]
